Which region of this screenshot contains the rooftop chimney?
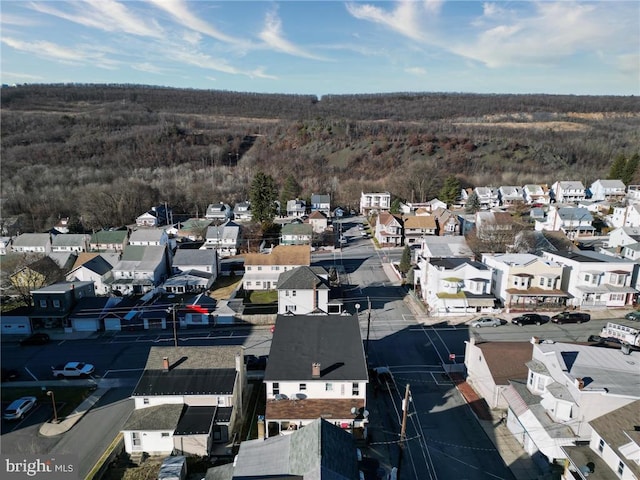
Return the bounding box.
[162,356,170,372]
[312,362,321,378]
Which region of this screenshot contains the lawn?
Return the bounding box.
[209,276,242,301]
[248,290,277,304]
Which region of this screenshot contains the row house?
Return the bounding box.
[233,201,252,222]
[542,250,637,308]
[589,179,626,203]
[12,233,51,254]
[243,245,311,291]
[626,185,640,205]
[374,212,403,247]
[523,184,551,205]
[475,211,515,241]
[280,222,312,246]
[310,194,331,217]
[399,199,446,215]
[204,202,232,222]
[264,315,368,439]
[482,253,568,311]
[109,245,170,296]
[551,181,586,204]
[413,236,474,294]
[534,206,595,240]
[51,234,89,253]
[460,187,500,210]
[128,228,169,247]
[433,207,461,236]
[610,203,640,229]
[30,280,95,331]
[201,221,240,258]
[89,229,129,253]
[285,199,306,217]
[360,191,391,216]
[403,215,437,246]
[498,186,525,207]
[276,266,330,315]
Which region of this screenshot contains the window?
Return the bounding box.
[273,382,279,395]
[292,290,296,297]
[617,461,624,475]
[598,438,604,453]
[352,382,359,395]
[610,293,625,302]
[285,290,289,297]
[131,432,141,447]
[286,305,296,313]
[143,398,149,405]
[299,383,306,391]
[584,274,591,283]
[161,432,170,437]
[52,299,61,308]
[257,266,262,271]
[325,383,333,392]
[547,278,554,288]
[39,299,47,308]
[539,277,545,286]
[246,281,252,287]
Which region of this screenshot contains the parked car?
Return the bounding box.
[1,368,19,382]
[511,313,547,326]
[3,396,37,420]
[625,310,640,321]
[339,236,348,245]
[469,316,504,328]
[51,362,95,378]
[19,333,50,346]
[551,311,591,324]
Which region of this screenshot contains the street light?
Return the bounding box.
[355,303,360,318]
[47,390,58,423]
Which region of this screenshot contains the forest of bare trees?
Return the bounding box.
[1,84,639,233]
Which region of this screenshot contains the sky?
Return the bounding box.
[1,0,639,96]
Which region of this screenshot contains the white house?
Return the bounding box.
[264,315,368,439]
[403,215,437,246]
[12,233,51,254]
[523,184,551,205]
[280,222,313,246]
[109,245,170,296]
[360,191,391,216]
[474,187,500,209]
[51,234,89,253]
[419,257,496,315]
[374,212,403,247]
[243,245,311,291]
[414,236,473,294]
[66,254,114,295]
[307,211,329,234]
[310,194,331,217]
[498,186,524,207]
[285,199,306,218]
[626,185,640,205]
[542,250,637,308]
[122,346,246,457]
[610,204,640,229]
[201,221,240,258]
[128,228,169,247]
[0,237,11,255]
[233,202,252,222]
[204,202,232,221]
[501,340,640,464]
[276,266,330,314]
[534,206,595,240]
[167,248,218,292]
[136,205,171,227]
[606,227,640,251]
[589,179,626,203]
[561,400,640,480]
[482,253,568,311]
[551,181,586,204]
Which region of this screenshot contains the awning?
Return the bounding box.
[466,298,496,307]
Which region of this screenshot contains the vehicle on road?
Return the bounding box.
[3,396,37,420]
[600,322,640,347]
[512,313,547,326]
[1,368,19,382]
[51,362,95,378]
[339,236,348,245]
[551,311,591,324]
[469,316,504,328]
[19,333,50,346]
[625,310,640,321]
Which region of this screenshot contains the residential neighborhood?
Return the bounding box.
[1,179,640,480]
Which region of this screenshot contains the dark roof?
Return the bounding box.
[133,368,236,396]
[123,404,184,431]
[430,257,488,270]
[475,342,533,385]
[76,255,113,275]
[174,406,216,435]
[276,266,329,291]
[69,297,111,317]
[548,249,635,264]
[264,315,367,382]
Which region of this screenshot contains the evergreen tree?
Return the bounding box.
[465,191,481,214]
[279,174,302,210]
[249,171,278,224]
[622,153,639,185]
[608,153,627,180]
[399,245,411,274]
[390,198,402,214]
[439,176,460,207]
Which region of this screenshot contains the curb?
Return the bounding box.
[39,387,111,437]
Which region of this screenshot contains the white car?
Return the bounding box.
[469,317,503,328]
[339,236,348,245]
[51,361,95,378]
[3,396,37,420]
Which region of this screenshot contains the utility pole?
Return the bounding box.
[400,383,410,447]
[172,304,178,347]
[365,296,372,360]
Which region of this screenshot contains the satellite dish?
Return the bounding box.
[363,410,369,418]
[351,407,357,415]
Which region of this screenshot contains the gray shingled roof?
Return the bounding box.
[13,233,50,247]
[173,248,217,266]
[123,404,184,431]
[52,234,88,247]
[264,315,367,382]
[276,266,329,291]
[129,228,165,243]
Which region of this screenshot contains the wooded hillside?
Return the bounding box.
[1,84,639,232]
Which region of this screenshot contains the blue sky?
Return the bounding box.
[1,1,638,96]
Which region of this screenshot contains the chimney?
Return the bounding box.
[530,336,540,345]
[312,362,321,378]
[257,416,265,440]
[575,378,584,390]
[162,356,169,372]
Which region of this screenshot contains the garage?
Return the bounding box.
[71,317,100,332]
[0,306,32,335]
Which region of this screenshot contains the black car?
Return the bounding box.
[1,368,19,382]
[19,333,51,346]
[511,313,546,326]
[551,312,591,324]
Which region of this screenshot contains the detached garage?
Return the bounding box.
[1,306,32,335]
[69,297,123,332]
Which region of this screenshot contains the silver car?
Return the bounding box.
[3,396,37,420]
[469,316,503,328]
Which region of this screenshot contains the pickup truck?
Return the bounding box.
[51,362,95,378]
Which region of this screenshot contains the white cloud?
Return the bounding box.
[405,66,427,76]
[346,1,427,42]
[132,62,166,74]
[2,36,90,62]
[258,9,326,60]
[182,30,202,46]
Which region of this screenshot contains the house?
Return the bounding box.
[68,296,122,332]
[180,293,217,328]
[0,237,11,255]
[482,253,568,311]
[280,222,313,246]
[10,256,66,294]
[202,221,240,258]
[464,340,532,409]
[233,202,252,222]
[307,210,329,234]
[89,229,129,253]
[432,207,461,236]
[285,199,306,218]
[542,250,637,308]
[501,340,640,465]
[626,185,640,205]
[205,203,232,222]
[30,281,95,331]
[310,194,331,217]
[534,206,595,240]
[276,266,330,314]
[264,314,368,439]
[606,227,640,252]
[52,217,71,234]
[589,179,626,203]
[109,245,170,296]
[399,199,447,215]
[498,186,525,207]
[475,211,516,241]
[0,306,33,335]
[610,203,640,229]
[174,218,213,242]
[474,187,500,209]
[12,233,51,253]
[413,237,474,295]
[51,234,89,253]
[523,184,551,205]
[561,400,640,480]
[165,248,218,293]
[242,245,311,291]
[374,212,403,247]
[403,215,437,246]
[206,418,360,480]
[360,191,391,216]
[136,205,172,227]
[551,181,586,204]
[65,253,114,295]
[122,346,246,457]
[128,228,169,247]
